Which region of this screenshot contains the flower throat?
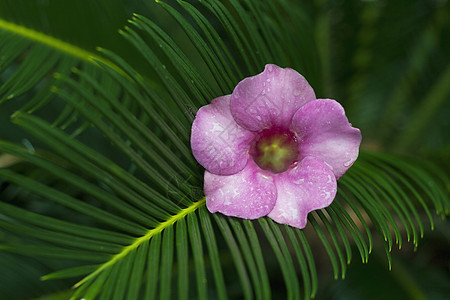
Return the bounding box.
[250,129,298,173]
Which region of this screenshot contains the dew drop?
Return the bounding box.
[343,159,353,167]
[293,89,302,97]
[22,139,35,154]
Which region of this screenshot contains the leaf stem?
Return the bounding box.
[0,18,119,73]
[73,197,206,289]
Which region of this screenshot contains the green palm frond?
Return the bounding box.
[0,18,107,102]
[0,0,449,299]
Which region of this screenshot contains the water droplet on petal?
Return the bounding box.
[343,159,353,167]
[293,89,302,97]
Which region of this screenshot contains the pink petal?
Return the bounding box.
[191,95,256,175]
[205,159,277,219]
[291,99,362,179]
[268,156,337,229]
[230,64,316,132]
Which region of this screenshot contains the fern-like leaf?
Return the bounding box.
[0,1,448,299]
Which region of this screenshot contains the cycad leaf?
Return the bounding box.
[0,1,448,299]
[0,17,123,122]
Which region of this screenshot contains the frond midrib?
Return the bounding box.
[0,18,118,72]
[74,197,206,288]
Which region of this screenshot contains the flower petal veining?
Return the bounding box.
[230,64,316,132]
[268,156,337,229]
[191,95,256,175]
[204,159,277,219]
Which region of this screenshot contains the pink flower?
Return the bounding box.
[191,64,361,229]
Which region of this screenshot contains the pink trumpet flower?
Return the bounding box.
[191,64,361,229]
